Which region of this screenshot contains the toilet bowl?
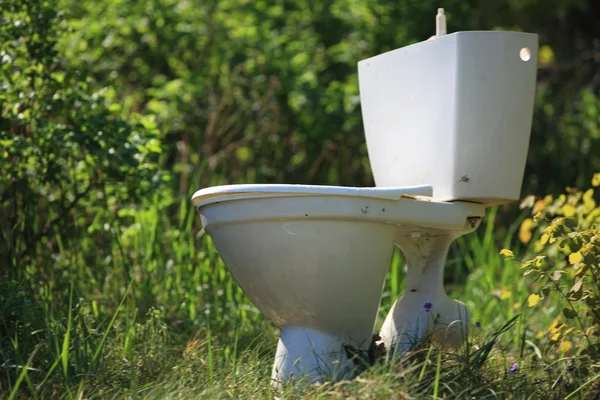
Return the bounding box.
[191,13,538,384]
[192,184,485,383]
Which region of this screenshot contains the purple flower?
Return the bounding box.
[509,363,518,373]
[475,321,481,329]
[424,302,433,312]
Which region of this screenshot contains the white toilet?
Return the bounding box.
[192,13,538,384]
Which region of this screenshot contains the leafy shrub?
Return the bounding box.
[61,0,474,190]
[502,172,600,356]
[0,0,163,280]
[55,0,600,200]
[0,2,167,391]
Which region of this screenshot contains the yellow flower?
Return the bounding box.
[535,331,544,339]
[569,252,583,265]
[519,218,534,244]
[561,204,576,217]
[527,293,541,307]
[592,172,600,187]
[549,316,562,334]
[500,249,514,257]
[559,340,573,353]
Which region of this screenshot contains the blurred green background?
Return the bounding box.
[2,0,600,397]
[34,0,600,194]
[70,0,600,193]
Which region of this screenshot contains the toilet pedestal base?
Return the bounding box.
[380,235,471,354]
[271,326,359,385]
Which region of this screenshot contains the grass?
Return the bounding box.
[1,190,599,399]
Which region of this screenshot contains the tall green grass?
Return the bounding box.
[2,190,597,398]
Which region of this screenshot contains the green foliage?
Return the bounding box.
[59,0,473,189]
[2,0,600,397]
[503,173,600,357]
[55,0,600,197]
[0,0,163,275]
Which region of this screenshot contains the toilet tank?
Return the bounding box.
[358,31,538,205]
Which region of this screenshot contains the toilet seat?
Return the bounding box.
[192,184,485,233]
[192,184,433,208]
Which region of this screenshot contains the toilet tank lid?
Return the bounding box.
[191,184,433,207]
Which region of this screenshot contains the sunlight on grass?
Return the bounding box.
[2,199,598,398]
[3,0,600,397]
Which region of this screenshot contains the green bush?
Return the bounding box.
[60,0,473,190]
[502,172,600,356]
[0,0,166,391]
[55,0,600,199]
[3,0,600,397]
[0,0,163,280]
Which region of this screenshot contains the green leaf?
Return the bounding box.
[61,282,74,378]
[563,308,578,319]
